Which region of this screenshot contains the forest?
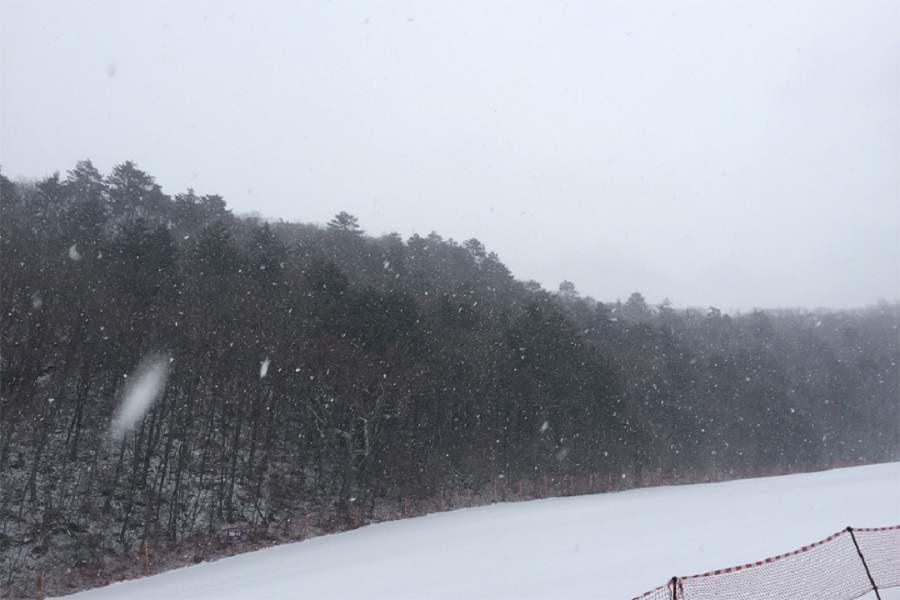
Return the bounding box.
[1,160,898,597]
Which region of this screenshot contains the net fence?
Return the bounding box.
[852,526,900,591]
[634,525,899,600]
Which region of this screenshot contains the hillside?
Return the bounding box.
[1,162,898,597]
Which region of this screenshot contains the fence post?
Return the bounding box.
[38,572,45,600]
[847,527,881,600]
[143,542,150,575]
[669,576,678,600]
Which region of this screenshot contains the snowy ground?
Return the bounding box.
[59,463,899,599]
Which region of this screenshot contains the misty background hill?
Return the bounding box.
[1,161,898,597]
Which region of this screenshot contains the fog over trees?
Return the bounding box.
[1,161,898,597]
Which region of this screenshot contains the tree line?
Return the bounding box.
[1,160,897,596]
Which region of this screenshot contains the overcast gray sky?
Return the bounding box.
[2,0,897,311]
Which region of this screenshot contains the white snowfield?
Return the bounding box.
[60,463,899,600]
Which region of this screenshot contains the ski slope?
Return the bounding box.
[60,463,900,599]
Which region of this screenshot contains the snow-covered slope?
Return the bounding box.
[60,463,900,599]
